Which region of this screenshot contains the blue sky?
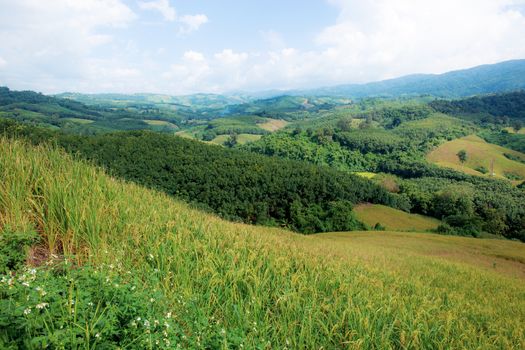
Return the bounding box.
[1,0,525,95]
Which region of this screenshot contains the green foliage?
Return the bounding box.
[430,91,525,121]
[0,264,183,349]
[481,131,525,153]
[0,227,37,273]
[457,149,468,163]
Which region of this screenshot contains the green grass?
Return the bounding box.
[354,204,441,231]
[143,119,178,128]
[1,137,525,348]
[210,133,262,145]
[427,134,525,182]
[353,171,377,179]
[63,117,95,124]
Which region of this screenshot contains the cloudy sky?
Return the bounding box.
[1,0,525,95]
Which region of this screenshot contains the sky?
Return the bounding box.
[1,0,525,95]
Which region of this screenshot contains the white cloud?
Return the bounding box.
[314,0,525,81]
[179,14,208,34]
[214,49,248,65]
[138,0,176,21]
[0,57,6,68]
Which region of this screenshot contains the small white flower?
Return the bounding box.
[221,328,226,335]
[144,320,150,328]
[88,302,94,307]
[22,282,30,287]
[150,298,155,303]
[166,312,172,318]
[95,333,100,338]
[23,308,31,315]
[36,303,48,309]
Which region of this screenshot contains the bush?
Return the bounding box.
[0,227,37,273]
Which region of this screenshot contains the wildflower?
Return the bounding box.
[150,298,155,303]
[144,320,150,328]
[22,281,30,287]
[95,333,100,338]
[136,317,141,321]
[36,303,48,309]
[221,328,226,335]
[148,254,154,260]
[166,312,172,318]
[88,302,94,307]
[24,308,31,315]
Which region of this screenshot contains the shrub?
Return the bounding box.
[0,227,37,273]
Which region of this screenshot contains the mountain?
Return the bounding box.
[293,59,525,98]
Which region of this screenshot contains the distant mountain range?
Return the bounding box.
[286,59,525,98]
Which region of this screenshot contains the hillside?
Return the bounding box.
[296,59,525,98]
[427,134,525,182]
[1,137,524,348]
[353,204,441,231]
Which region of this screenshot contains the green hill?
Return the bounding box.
[427,134,525,182]
[1,137,525,348]
[354,204,441,231]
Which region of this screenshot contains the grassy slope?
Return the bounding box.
[427,134,525,181]
[210,133,262,145]
[354,204,441,231]
[1,138,525,348]
[258,119,288,132]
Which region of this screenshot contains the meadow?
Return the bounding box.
[427,134,525,181]
[1,137,525,348]
[353,204,441,231]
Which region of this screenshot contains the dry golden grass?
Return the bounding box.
[258,119,288,132]
[427,134,525,181]
[354,204,441,231]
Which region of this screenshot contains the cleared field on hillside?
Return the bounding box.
[354,203,441,231]
[427,134,525,181]
[143,119,178,128]
[1,138,525,349]
[504,127,525,134]
[63,117,95,124]
[210,133,262,145]
[258,119,288,132]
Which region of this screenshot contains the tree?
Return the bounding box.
[457,149,468,163]
[224,133,238,147]
[337,117,353,132]
[512,120,523,133]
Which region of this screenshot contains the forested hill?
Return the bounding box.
[295,59,525,98]
[430,91,525,121]
[0,118,405,234]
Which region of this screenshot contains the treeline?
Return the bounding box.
[0,118,407,234]
[430,91,525,121]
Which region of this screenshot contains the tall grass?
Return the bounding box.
[1,137,525,349]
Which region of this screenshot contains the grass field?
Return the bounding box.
[210,133,262,145]
[504,127,525,134]
[63,117,95,124]
[353,171,377,179]
[143,119,178,128]
[354,204,441,231]
[258,119,288,132]
[427,134,525,181]
[1,137,525,348]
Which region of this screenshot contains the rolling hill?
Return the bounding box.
[427,134,525,182]
[295,59,525,98]
[1,137,524,348]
